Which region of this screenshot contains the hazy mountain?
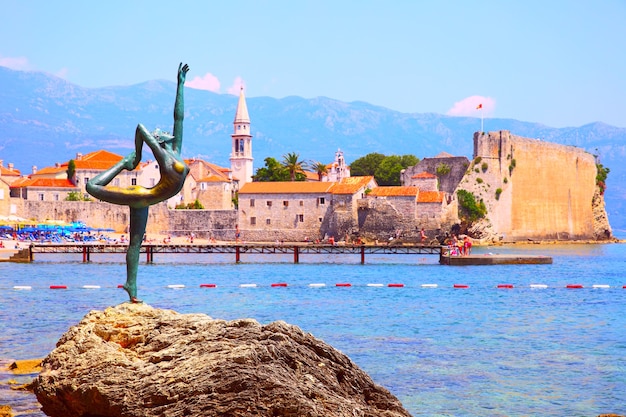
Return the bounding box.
[1,66,625,232]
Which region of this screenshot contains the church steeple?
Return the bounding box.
[230,86,253,185]
[234,86,250,124]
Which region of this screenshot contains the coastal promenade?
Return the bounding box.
[25,242,552,265]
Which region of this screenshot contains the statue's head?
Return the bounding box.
[152,128,175,145]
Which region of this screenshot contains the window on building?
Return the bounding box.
[299,200,304,206]
[298,214,304,222]
[53,194,59,201]
[84,177,89,185]
[113,178,120,187]
[250,199,255,207]
[250,217,256,225]
[239,140,244,153]
[131,178,137,186]
[319,217,323,222]
[283,201,289,207]
[0,190,4,200]
[318,197,325,205]
[38,193,44,201]
[200,182,206,190]
[266,218,271,225]
[266,201,272,207]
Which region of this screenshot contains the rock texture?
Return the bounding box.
[34,304,412,417]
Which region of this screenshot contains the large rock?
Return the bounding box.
[34,304,412,417]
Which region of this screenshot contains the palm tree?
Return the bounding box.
[311,161,328,181]
[282,152,308,181]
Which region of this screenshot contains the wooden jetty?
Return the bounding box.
[23,243,553,265]
[440,253,553,265]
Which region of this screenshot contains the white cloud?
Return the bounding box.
[186,72,221,92]
[447,95,495,117]
[227,76,246,95]
[0,55,30,70]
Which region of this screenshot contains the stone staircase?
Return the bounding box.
[0,246,31,262]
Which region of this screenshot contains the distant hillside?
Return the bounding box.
[1,66,624,231]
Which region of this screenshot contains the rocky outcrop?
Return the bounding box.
[592,187,614,240]
[34,304,412,417]
[463,131,612,241]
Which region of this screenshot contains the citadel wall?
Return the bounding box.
[470,131,597,240]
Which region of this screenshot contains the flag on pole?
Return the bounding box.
[476,103,483,109]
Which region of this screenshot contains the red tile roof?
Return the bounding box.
[412,172,436,179]
[70,150,124,170]
[198,175,228,183]
[34,166,66,175]
[330,176,375,195]
[417,191,444,203]
[10,178,78,189]
[0,166,21,176]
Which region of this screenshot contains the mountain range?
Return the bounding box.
[1,66,625,232]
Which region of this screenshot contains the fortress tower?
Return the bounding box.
[230,87,253,185]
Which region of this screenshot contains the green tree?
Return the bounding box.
[350,153,386,176]
[375,155,404,185]
[253,156,306,182]
[282,152,308,181]
[66,159,76,185]
[253,157,289,182]
[351,153,418,185]
[400,154,419,168]
[311,161,328,181]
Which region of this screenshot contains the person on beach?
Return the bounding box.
[86,63,190,303]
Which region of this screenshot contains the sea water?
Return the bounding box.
[1,244,625,416]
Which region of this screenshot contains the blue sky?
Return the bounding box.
[2,0,625,128]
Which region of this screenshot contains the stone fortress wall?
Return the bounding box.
[463,130,599,241]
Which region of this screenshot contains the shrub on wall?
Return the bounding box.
[436,162,451,177]
[481,162,488,172]
[65,191,90,201]
[495,188,502,200]
[457,189,487,223]
[175,199,205,209]
[596,163,610,195]
[508,158,516,175]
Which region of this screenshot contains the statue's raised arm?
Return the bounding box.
[172,63,189,155]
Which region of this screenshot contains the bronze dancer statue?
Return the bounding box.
[87,63,190,303]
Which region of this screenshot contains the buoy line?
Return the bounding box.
[5,282,626,291]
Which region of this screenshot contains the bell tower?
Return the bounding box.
[230,86,253,185]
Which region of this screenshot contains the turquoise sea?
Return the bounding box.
[1,244,625,416]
